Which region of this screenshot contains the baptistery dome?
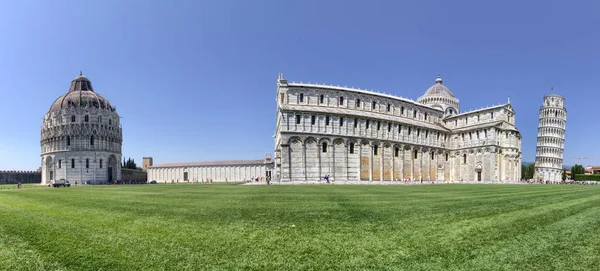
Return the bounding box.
[417,76,460,116]
[48,74,115,114]
[40,73,122,185]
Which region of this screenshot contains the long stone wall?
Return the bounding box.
[122,168,147,182]
[0,171,41,184]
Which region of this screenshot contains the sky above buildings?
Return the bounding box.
[0,0,598,170]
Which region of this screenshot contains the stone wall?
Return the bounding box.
[0,171,41,184]
[122,168,147,182]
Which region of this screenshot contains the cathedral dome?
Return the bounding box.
[420,76,455,99]
[417,75,460,116]
[48,73,115,113]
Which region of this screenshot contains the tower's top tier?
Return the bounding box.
[543,94,565,109]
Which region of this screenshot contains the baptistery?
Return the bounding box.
[40,73,122,185]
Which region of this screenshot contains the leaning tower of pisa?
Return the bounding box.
[534,94,567,182]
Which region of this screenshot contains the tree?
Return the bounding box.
[521,165,527,179]
[526,163,535,179]
[571,164,585,175]
[562,168,567,181]
[122,157,138,169]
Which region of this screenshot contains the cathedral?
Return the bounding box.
[40,73,122,185]
[273,74,522,182]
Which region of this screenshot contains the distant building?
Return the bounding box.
[586,166,600,175]
[273,74,522,182]
[147,155,274,183]
[534,94,567,182]
[142,157,154,171]
[40,73,123,185]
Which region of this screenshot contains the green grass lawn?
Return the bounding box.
[1,184,599,270]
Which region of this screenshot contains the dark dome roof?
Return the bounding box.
[48,73,115,113]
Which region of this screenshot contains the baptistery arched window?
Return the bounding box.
[90,136,94,146]
[322,142,328,153]
[67,136,71,146]
[109,119,112,125]
[71,115,76,122]
[299,93,304,103]
[85,115,89,122]
[319,95,324,104]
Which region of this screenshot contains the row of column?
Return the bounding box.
[281,139,521,183]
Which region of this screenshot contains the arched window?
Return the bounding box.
[431,152,435,160]
[401,106,405,115]
[339,97,344,105]
[372,101,377,110]
[90,136,94,146]
[86,159,89,169]
[424,112,428,120]
[349,143,355,154]
[463,154,467,164]
[356,99,361,108]
[322,142,328,153]
[67,136,71,146]
[71,115,76,122]
[99,159,103,169]
[366,120,370,129]
[373,145,378,155]
[299,93,304,103]
[414,149,418,159]
[319,95,324,104]
[109,119,112,125]
[85,115,89,122]
[339,117,344,126]
[413,110,417,118]
[98,116,102,123]
[445,153,449,161]
[387,104,391,112]
[394,147,399,157]
[71,159,75,168]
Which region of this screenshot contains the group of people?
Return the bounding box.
[521,179,600,185]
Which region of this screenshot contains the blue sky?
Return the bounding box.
[0,0,598,170]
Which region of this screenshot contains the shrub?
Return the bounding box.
[574,174,600,181]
